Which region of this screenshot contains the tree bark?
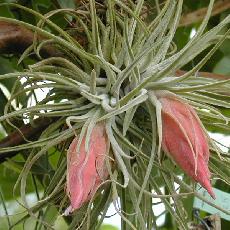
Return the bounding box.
[0,21,62,57]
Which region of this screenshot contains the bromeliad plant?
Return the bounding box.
[0,0,230,229]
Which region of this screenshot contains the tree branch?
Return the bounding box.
[180,0,230,27]
[0,21,62,57]
[176,70,230,80]
[0,117,57,163]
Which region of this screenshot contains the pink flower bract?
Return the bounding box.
[156,91,215,198]
[66,122,109,214]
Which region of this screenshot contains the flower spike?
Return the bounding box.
[155,91,215,198]
[65,122,109,214]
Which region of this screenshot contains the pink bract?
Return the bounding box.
[66,122,109,214]
[156,91,215,198]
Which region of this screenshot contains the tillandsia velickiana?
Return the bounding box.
[0,0,230,229]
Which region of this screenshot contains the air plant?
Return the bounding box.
[0,0,230,229]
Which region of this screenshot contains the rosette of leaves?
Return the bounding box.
[0,0,230,229]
